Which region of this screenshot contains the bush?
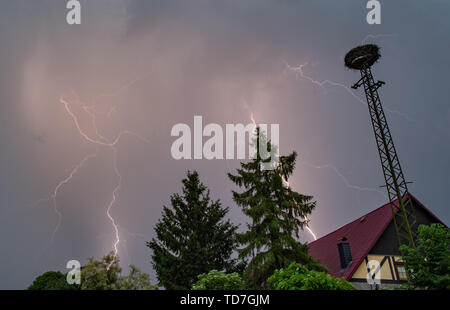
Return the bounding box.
[267,262,356,290]
[400,223,450,290]
[192,270,245,290]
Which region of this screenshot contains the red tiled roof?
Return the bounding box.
[307,193,444,280]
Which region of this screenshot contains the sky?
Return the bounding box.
[0,0,449,289]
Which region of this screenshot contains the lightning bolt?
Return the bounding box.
[50,153,97,244]
[106,147,121,263]
[299,161,387,199]
[280,174,317,241]
[96,226,149,256]
[36,76,151,265]
[283,61,415,122]
[60,91,150,266]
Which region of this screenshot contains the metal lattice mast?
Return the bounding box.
[345,45,417,250]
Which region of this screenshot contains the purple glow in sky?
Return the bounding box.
[0,0,449,289]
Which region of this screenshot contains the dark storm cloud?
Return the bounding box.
[0,0,449,289]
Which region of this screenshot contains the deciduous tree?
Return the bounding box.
[81,252,156,290]
[400,223,450,290]
[28,271,79,290]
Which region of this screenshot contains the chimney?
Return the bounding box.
[337,237,352,270]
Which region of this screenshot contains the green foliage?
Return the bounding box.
[147,171,242,290]
[228,128,326,288]
[400,223,450,290]
[28,271,79,290]
[81,252,156,290]
[267,262,356,290]
[116,265,157,290]
[192,270,245,290]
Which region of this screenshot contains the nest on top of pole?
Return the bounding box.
[344,44,381,70]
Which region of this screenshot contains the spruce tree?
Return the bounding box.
[228,128,324,288]
[147,171,241,290]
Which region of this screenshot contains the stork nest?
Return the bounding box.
[344,44,381,70]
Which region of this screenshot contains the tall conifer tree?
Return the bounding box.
[147,171,240,290]
[228,128,324,287]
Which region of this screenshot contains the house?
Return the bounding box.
[308,193,446,289]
